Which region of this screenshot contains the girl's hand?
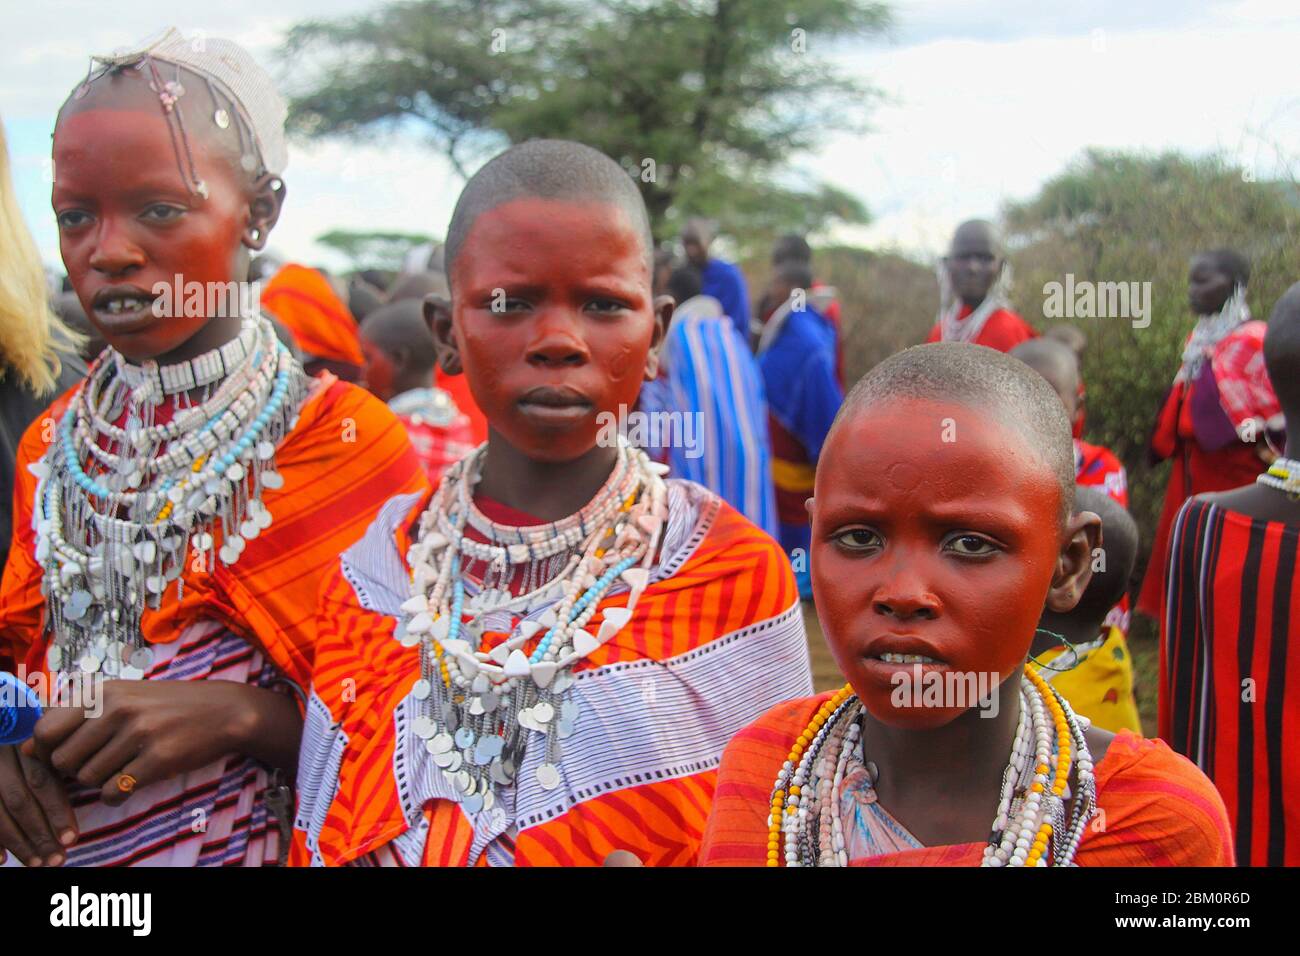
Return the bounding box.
[0,744,76,867]
[24,679,301,806]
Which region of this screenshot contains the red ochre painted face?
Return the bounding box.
[446,197,663,463]
[810,398,1066,729]
[52,106,254,363]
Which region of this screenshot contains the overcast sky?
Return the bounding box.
[6,0,1299,272]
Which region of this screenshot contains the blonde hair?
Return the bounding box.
[0,117,83,394]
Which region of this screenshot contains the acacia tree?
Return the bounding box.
[316,229,434,272]
[283,0,890,245]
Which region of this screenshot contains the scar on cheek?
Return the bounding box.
[885,461,923,492]
[606,345,637,381]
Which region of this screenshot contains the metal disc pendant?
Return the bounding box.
[47,645,64,670]
[474,735,504,763]
[463,792,483,814]
[412,715,436,739]
[129,647,154,670]
[536,763,561,790]
[411,678,432,700]
[454,727,476,749]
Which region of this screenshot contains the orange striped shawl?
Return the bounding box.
[261,264,365,369]
[292,483,812,866]
[0,374,426,688]
[701,693,1236,866]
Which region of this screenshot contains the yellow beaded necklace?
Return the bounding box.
[768,669,1093,867]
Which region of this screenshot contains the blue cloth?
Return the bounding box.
[758,305,843,465]
[758,304,843,600]
[700,258,751,343]
[661,312,779,540]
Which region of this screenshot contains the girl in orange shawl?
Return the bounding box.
[0,30,422,868]
[292,141,812,866]
[702,344,1233,867]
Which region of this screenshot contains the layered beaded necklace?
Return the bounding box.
[29,315,308,678]
[400,438,668,814]
[768,668,1097,867]
[1257,456,1300,500]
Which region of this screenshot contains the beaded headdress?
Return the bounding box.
[69,27,289,200]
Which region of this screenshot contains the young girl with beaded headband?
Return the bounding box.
[291,139,813,866]
[701,343,1233,867]
[0,29,423,867]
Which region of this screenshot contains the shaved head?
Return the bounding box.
[1065,486,1138,627]
[837,342,1076,517]
[773,233,812,266]
[444,139,654,288]
[1045,324,1086,356]
[360,299,438,371]
[681,217,715,246]
[1265,281,1300,421]
[948,219,1003,258]
[1011,338,1080,409]
[388,270,450,304]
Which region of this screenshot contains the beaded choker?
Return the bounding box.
[768,669,1097,867]
[29,315,309,678]
[1257,456,1300,500]
[400,439,669,813]
[113,321,257,400]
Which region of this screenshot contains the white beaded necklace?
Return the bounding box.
[400,438,668,813]
[773,672,1096,867]
[1257,455,1300,500]
[28,315,309,678]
